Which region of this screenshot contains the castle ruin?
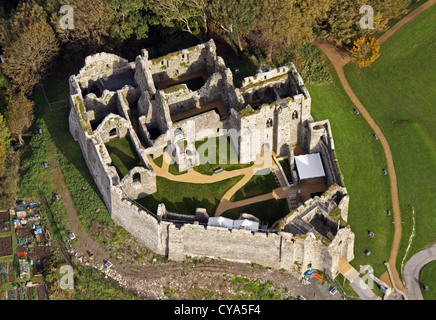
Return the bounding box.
[68,39,354,278]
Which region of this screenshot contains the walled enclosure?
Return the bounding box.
[68,39,354,279]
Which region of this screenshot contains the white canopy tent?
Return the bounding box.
[294,153,326,180]
[233,219,259,232]
[207,216,234,229]
[208,217,259,232]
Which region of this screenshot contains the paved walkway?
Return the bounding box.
[147,150,299,217]
[314,0,436,294]
[148,149,325,217]
[403,244,436,300]
[339,258,382,300]
[147,151,265,184]
[215,185,298,216]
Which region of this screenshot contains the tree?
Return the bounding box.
[108,0,157,43]
[52,0,112,52]
[1,19,59,94]
[151,0,206,39]
[0,149,20,208]
[0,113,11,177]
[0,0,59,94]
[249,0,314,62]
[316,0,367,47]
[206,0,259,52]
[350,36,380,68]
[315,0,412,47]
[372,0,412,23]
[5,91,34,144]
[0,0,48,48]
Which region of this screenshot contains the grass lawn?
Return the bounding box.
[105,136,141,178]
[194,135,254,175]
[344,5,436,273]
[231,169,279,201]
[224,53,259,88]
[137,175,243,216]
[152,155,163,168]
[306,58,393,276]
[420,260,436,300]
[221,198,290,228]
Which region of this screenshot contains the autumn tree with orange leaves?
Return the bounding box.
[350,36,380,68]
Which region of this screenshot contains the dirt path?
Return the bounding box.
[49,157,110,264]
[315,40,404,292]
[313,0,436,293]
[378,0,436,45]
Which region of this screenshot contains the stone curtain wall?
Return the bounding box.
[108,179,354,278]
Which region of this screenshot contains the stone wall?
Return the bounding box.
[148,40,218,84]
[238,99,303,163]
[119,166,156,199]
[107,180,353,278]
[76,52,133,90]
[241,66,290,88]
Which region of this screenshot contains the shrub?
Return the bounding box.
[295,44,332,84]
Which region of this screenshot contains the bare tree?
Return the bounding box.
[152,0,206,38]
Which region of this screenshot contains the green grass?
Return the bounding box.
[137,175,243,216]
[420,260,436,300]
[343,5,436,273]
[306,58,393,276]
[222,198,290,227]
[163,84,186,94]
[194,135,253,175]
[40,78,70,103]
[105,136,141,178]
[225,54,259,88]
[231,169,279,201]
[32,78,113,234]
[152,155,163,168]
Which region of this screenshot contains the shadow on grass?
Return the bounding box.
[33,81,112,227]
[222,198,290,228]
[138,196,220,217]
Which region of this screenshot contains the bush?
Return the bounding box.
[295,44,332,84]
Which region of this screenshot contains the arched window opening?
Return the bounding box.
[109,128,117,137]
[132,173,141,183]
